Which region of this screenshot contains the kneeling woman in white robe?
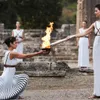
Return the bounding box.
[0,37,45,100]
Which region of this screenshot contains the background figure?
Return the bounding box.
[12,21,24,63]
[77,21,90,72]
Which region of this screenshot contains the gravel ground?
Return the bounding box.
[21,63,98,100]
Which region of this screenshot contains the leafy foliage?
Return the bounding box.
[59,1,77,24]
[0,0,77,29]
[0,0,62,28]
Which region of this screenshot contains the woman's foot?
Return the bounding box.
[88,95,100,99]
[18,96,24,99]
[79,67,88,72]
[79,67,86,72]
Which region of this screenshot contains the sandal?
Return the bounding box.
[79,68,86,72]
[88,95,100,99]
[18,96,24,99]
[79,67,89,72]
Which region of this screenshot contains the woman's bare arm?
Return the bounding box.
[22,30,25,41]
[76,30,80,47]
[76,24,94,37]
[12,30,14,36]
[10,50,44,59]
[88,33,91,48]
[18,30,25,43]
[67,23,94,39]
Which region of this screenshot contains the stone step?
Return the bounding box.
[57,60,78,63]
[23,55,78,61]
[55,56,92,60]
[55,56,77,60]
[53,46,78,51]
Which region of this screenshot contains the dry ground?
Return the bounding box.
[22,63,97,100]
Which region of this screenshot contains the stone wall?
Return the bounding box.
[0,24,77,62]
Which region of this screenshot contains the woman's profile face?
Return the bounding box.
[11,41,18,49]
[95,7,100,18]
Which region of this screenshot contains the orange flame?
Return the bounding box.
[41,22,54,49]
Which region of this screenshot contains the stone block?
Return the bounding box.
[0,61,70,77]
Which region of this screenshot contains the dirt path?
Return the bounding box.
[22,68,96,100]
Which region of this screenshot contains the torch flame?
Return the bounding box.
[41,22,54,49]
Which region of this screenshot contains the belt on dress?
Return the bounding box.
[15,36,23,39]
[4,64,16,67]
[84,36,88,38]
[95,34,100,36]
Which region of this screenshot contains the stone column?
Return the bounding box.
[76,0,84,33]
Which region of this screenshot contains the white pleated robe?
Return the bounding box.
[78,28,89,67]
[93,21,100,96]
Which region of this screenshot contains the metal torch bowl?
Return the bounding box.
[41,48,51,54]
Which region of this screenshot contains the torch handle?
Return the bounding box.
[50,38,68,46]
[50,35,75,46]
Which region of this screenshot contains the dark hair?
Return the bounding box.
[95,4,100,10]
[4,37,16,47]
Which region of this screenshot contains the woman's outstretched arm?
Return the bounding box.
[68,23,94,39]
[10,50,45,59]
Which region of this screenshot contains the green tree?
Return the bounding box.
[59,0,77,24]
[0,0,17,28]
[0,0,62,29]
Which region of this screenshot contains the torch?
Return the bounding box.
[41,22,74,53]
[41,22,54,52]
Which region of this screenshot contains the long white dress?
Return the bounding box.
[12,29,24,62]
[93,20,100,96]
[78,28,89,68]
[0,50,29,100]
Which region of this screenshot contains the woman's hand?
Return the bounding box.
[41,50,50,55]
[37,50,49,55]
[16,40,23,43]
[77,43,79,48]
[88,44,91,49]
[66,35,76,40]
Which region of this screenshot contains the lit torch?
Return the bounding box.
[41,22,54,52]
[41,22,73,53]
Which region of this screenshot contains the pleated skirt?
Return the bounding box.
[0,74,29,100]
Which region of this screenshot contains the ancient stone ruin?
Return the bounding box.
[0,25,77,77]
[1,0,99,76]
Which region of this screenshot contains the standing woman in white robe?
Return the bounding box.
[67,4,100,99]
[77,21,90,71]
[12,21,24,63]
